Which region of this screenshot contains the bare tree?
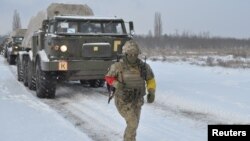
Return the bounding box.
[12,10,22,31]
[154,12,162,37]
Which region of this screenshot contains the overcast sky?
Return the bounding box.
[0,0,249,38]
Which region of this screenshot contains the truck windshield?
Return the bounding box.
[13,37,23,43]
[56,20,126,35]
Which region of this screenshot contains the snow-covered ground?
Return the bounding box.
[0,55,250,141]
[0,57,92,141]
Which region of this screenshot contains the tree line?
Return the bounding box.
[134,11,250,57]
[135,34,250,49]
[135,34,250,57]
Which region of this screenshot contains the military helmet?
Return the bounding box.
[122,40,141,55]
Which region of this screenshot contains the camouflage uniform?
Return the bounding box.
[105,40,156,141]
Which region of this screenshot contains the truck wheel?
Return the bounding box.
[23,58,28,87]
[36,61,56,98]
[99,80,105,87]
[80,80,88,85]
[8,55,16,65]
[89,79,105,88]
[27,59,36,90]
[4,47,7,58]
[7,53,10,63]
[17,57,23,81]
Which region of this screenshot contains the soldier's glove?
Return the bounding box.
[147,89,155,103]
[112,81,125,90]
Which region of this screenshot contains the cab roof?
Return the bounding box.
[53,16,124,21]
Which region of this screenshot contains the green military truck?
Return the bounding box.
[5,29,27,65]
[17,3,134,98]
[1,37,9,55]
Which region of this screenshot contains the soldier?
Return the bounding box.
[105,40,156,141]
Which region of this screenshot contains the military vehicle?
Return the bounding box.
[0,42,4,55]
[1,37,9,55]
[3,38,11,58]
[17,3,134,98]
[5,29,27,64]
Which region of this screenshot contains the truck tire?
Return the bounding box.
[27,59,36,90]
[8,55,16,65]
[89,79,105,88]
[80,80,88,85]
[4,47,7,58]
[99,80,105,87]
[23,58,28,86]
[36,61,56,98]
[17,57,23,81]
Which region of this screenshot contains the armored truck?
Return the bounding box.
[5,29,27,64]
[17,3,134,98]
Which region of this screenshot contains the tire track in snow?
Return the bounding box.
[41,84,123,141]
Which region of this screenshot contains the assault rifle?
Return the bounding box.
[107,83,116,104]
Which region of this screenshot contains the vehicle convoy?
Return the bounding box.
[1,37,9,55]
[5,29,27,64]
[17,3,134,98]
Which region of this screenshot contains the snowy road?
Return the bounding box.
[1,55,250,141]
[0,57,92,141]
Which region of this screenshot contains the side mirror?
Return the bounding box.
[42,19,49,31]
[129,21,135,36]
[129,21,134,31]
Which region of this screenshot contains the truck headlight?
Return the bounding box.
[60,45,67,52]
[15,46,18,49]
